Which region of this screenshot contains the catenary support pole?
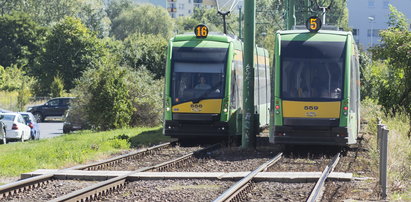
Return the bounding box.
[238,6,242,40]
[286,0,296,30]
[242,0,256,149]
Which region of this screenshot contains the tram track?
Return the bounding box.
[0,141,179,200]
[50,143,221,201]
[0,139,351,202]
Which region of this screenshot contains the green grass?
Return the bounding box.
[0,127,170,177]
[361,99,411,200]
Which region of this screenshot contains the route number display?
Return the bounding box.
[305,16,322,32]
[194,24,209,38]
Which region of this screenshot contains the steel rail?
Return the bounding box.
[72,141,175,170]
[0,141,175,199]
[213,152,283,202]
[307,153,341,202]
[50,143,222,202]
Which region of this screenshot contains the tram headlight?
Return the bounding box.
[166,107,170,111]
[223,108,228,113]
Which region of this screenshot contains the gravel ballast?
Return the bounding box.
[166,147,279,172]
[247,182,315,201]
[98,179,233,201]
[3,180,97,201]
[99,146,202,171]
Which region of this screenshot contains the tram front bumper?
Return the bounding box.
[164,120,228,138]
[270,126,348,146]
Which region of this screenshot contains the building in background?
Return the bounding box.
[167,0,217,18]
[134,0,167,7]
[347,0,411,50]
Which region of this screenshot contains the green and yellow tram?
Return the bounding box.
[163,28,270,141]
[269,28,360,146]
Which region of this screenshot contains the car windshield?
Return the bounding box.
[20,114,31,123]
[1,115,15,121]
[171,47,228,105]
[281,40,346,101]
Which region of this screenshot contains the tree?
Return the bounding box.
[293,0,349,30]
[77,0,111,38]
[0,12,46,72]
[106,0,134,21]
[36,17,106,95]
[50,75,65,98]
[370,5,411,136]
[122,33,167,79]
[1,0,82,25]
[175,16,200,34]
[111,4,174,40]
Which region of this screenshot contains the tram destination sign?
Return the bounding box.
[194,24,209,38]
[306,16,322,32]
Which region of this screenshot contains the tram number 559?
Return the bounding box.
[194,24,209,38]
[304,106,319,110]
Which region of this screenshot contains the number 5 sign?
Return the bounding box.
[305,16,322,32]
[194,24,209,38]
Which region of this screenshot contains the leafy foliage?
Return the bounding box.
[0,12,46,71]
[369,6,411,118]
[50,75,65,98]
[0,65,34,92]
[111,4,174,40]
[87,64,134,130]
[76,0,111,38]
[35,17,107,95]
[0,0,82,25]
[122,33,167,79]
[106,0,134,22]
[71,61,163,131]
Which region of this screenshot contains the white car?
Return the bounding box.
[0,116,6,144]
[0,113,31,142]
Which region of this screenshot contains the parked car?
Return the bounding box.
[27,97,74,122]
[0,115,6,144]
[19,112,40,140]
[0,113,31,142]
[63,109,88,133]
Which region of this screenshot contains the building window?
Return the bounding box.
[179,14,184,17]
[352,29,359,36]
[368,0,375,8]
[171,13,176,18]
[188,0,191,3]
[179,3,184,9]
[193,0,202,3]
[188,9,191,14]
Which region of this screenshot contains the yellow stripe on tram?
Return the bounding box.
[172,99,222,114]
[282,101,341,118]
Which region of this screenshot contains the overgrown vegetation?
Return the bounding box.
[361,99,410,200]
[359,6,411,199]
[0,127,170,179]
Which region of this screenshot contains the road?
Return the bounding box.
[38,121,64,139]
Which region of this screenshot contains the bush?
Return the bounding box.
[71,62,163,130]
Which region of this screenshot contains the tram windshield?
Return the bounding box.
[171,47,227,105]
[281,41,346,100]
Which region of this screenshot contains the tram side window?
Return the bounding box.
[350,55,358,113]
